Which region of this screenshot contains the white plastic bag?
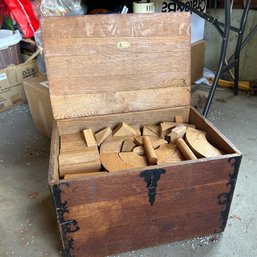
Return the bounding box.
[40,0,86,16]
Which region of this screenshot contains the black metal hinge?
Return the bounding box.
[140,168,166,206]
[52,183,80,257]
[216,156,242,233]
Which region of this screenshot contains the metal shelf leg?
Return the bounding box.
[234,0,252,95]
[203,0,231,117]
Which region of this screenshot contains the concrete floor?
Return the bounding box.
[0,88,256,257]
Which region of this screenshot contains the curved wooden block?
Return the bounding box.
[133,146,145,156]
[135,136,167,149]
[185,127,222,158]
[155,143,183,164]
[100,136,133,154]
[100,153,134,172]
[119,152,148,168]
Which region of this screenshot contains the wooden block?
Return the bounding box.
[160,122,196,138]
[100,152,134,172]
[113,122,136,137]
[142,125,159,137]
[64,171,107,180]
[152,138,168,149]
[130,124,142,136]
[167,125,187,143]
[59,160,101,178]
[143,136,157,165]
[155,143,184,164]
[95,127,112,146]
[160,122,177,137]
[133,146,145,156]
[121,140,136,152]
[175,115,184,123]
[119,152,148,168]
[59,146,99,166]
[83,128,97,147]
[135,136,167,149]
[100,136,134,154]
[60,133,87,151]
[176,138,197,160]
[185,127,223,157]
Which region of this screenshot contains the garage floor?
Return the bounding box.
[0,87,256,257]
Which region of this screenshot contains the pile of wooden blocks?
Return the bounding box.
[59,115,222,179]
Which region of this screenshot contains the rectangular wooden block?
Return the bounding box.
[59,147,99,165]
[83,128,97,147]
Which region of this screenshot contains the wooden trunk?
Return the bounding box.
[42,13,242,257]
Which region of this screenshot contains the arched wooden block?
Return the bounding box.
[185,127,223,158]
[155,143,184,164]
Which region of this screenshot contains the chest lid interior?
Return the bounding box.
[41,13,191,120]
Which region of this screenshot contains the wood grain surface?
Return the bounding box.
[57,107,190,135]
[58,155,235,257]
[41,13,191,119]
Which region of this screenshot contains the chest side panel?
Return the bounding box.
[53,155,241,257]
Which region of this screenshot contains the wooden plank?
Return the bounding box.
[64,171,107,180]
[59,181,228,257]
[49,74,187,95]
[57,107,190,136]
[189,107,239,154]
[46,51,190,78]
[42,13,191,119]
[41,13,190,39]
[51,86,190,119]
[58,155,235,206]
[44,37,189,58]
[48,121,59,183]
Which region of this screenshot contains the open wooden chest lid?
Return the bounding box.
[41,13,191,120]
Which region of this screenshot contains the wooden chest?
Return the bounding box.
[42,13,242,257]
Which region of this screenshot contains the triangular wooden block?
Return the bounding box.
[130,124,142,136]
[113,122,136,137]
[143,125,160,137]
[95,127,112,146]
[121,140,136,152]
[160,122,177,137]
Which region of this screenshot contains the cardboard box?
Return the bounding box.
[42,13,241,257]
[155,0,207,43]
[24,75,53,138]
[0,59,38,111]
[191,40,205,83]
